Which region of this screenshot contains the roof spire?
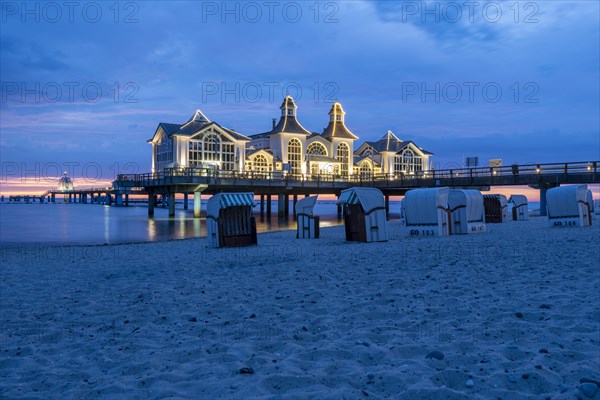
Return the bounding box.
[321,101,358,140]
[328,101,345,122]
[280,95,297,117]
[186,109,210,124]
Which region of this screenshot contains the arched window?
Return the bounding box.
[359,161,372,178]
[397,149,423,173]
[306,142,327,156]
[254,154,268,172]
[363,148,373,157]
[187,130,235,170]
[287,138,302,175]
[403,150,414,171]
[336,142,349,176]
[203,132,220,163]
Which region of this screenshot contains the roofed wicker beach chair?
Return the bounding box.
[402,187,451,236]
[483,194,509,223]
[295,195,320,239]
[508,194,529,221]
[546,185,592,227]
[336,187,388,243]
[206,193,257,248]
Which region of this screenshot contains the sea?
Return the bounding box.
[0,200,540,245]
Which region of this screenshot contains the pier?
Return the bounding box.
[112,161,599,217]
[9,161,598,218]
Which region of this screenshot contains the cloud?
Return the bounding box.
[0,0,597,179]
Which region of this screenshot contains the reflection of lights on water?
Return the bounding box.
[147,213,206,240]
[148,218,156,241]
[194,219,202,237]
[104,206,110,243]
[179,216,186,239]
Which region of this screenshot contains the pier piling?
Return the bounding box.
[148,193,155,216]
[278,194,285,217]
[284,194,290,217]
[292,194,298,219]
[194,191,202,218]
[168,193,176,217]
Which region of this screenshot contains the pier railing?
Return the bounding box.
[116,161,598,188]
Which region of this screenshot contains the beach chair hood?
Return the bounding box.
[337,187,385,215]
[295,195,318,216]
[207,192,255,219]
[546,185,587,218]
[403,187,449,225]
[508,195,528,208]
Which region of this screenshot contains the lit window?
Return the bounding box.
[287,138,302,175]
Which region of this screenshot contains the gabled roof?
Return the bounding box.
[364,130,404,152]
[306,133,331,144]
[321,102,359,140]
[216,123,252,142]
[158,122,181,136]
[354,154,381,167]
[186,109,210,124]
[246,148,281,162]
[395,140,434,156]
[148,110,251,143]
[379,130,402,152]
[361,132,433,155]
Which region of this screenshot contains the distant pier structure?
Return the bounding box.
[57,172,74,192]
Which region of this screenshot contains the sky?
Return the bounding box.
[1,0,599,195]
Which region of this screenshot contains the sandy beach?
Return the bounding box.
[1,215,599,399]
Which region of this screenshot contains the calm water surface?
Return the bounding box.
[0,200,539,245]
[0,201,357,244]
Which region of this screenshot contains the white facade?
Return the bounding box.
[247,97,358,176]
[354,131,432,176]
[149,110,251,173]
[149,98,433,177]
